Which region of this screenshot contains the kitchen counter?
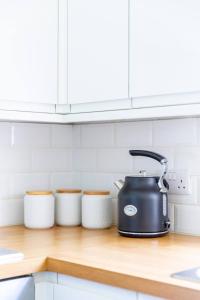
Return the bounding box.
[0,226,200,300]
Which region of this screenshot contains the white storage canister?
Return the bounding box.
[82,191,112,229]
[55,189,82,226]
[24,191,55,229]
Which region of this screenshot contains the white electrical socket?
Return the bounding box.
[166,170,191,195]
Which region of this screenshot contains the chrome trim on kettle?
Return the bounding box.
[158,159,168,193]
[118,230,169,237]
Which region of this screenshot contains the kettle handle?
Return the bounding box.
[129,150,168,193]
[129,150,167,164]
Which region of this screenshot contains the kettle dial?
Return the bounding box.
[124,205,137,216]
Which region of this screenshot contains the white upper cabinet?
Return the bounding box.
[68,0,129,104]
[0,0,57,104]
[131,0,200,98]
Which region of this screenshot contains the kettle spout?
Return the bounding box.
[114,180,124,190]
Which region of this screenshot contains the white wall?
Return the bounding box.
[0,118,200,236]
[73,118,200,235]
[0,122,75,226]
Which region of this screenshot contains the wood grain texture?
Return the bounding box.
[0,226,200,299]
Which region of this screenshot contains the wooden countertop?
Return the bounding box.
[0,226,200,300]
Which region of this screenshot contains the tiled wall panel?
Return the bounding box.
[0,123,74,226]
[73,118,200,234]
[1,118,200,235]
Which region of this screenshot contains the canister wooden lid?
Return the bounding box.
[56,189,82,194]
[26,191,53,196]
[83,190,110,196]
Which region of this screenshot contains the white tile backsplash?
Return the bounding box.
[32,149,72,172]
[153,118,197,146]
[174,205,200,235]
[73,149,97,172]
[97,148,133,173]
[50,172,81,190]
[0,199,24,226]
[72,119,200,236]
[80,172,113,191]
[0,122,74,226]
[9,173,49,198]
[0,174,9,200]
[0,118,200,235]
[0,149,31,172]
[72,125,81,147]
[12,123,51,148]
[81,123,114,148]
[115,121,152,147]
[0,123,12,146]
[51,125,73,148]
[196,118,200,144]
[174,147,200,175]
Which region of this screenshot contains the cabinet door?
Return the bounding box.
[68,0,129,104]
[0,276,34,300]
[54,284,105,300]
[56,274,137,300]
[54,283,137,300]
[131,0,200,98]
[35,282,54,300]
[0,0,57,104]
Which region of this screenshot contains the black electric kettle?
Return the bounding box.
[114,150,170,237]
